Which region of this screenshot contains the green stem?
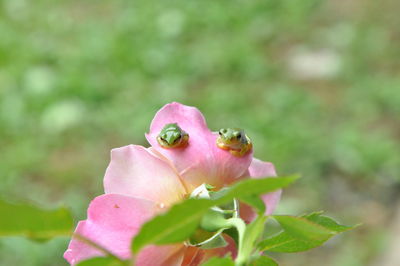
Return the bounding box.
[224,218,247,266]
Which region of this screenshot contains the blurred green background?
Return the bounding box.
[0,0,399,265]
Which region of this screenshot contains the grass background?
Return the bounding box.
[0,0,399,265]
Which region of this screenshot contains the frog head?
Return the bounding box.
[157,123,189,149]
[217,128,246,145]
[216,128,252,156]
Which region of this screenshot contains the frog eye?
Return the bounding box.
[236,133,242,138]
[219,129,228,135]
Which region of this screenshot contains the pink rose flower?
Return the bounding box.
[64,102,281,265]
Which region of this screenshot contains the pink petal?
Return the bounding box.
[146,102,252,191]
[146,102,211,175]
[247,158,282,216]
[104,145,187,205]
[137,245,185,266]
[64,221,104,264]
[64,194,155,264]
[211,132,253,187]
[64,194,183,265]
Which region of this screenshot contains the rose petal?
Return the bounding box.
[64,221,103,265]
[211,132,253,186]
[104,145,187,205]
[137,245,186,266]
[146,102,212,174]
[64,194,183,265]
[146,102,252,191]
[181,246,200,265]
[64,194,155,264]
[247,158,281,215]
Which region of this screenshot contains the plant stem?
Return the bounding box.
[224,218,247,266]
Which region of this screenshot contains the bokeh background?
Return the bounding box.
[1,0,399,265]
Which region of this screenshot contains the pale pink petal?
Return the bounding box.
[104,145,187,205]
[64,194,183,265]
[64,221,103,264]
[211,132,253,186]
[137,245,185,266]
[146,102,252,191]
[247,158,282,216]
[146,102,212,175]
[64,194,155,264]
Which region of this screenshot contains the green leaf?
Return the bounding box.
[200,234,227,249]
[214,175,299,203]
[258,231,325,253]
[132,176,298,254]
[240,195,266,214]
[131,198,210,253]
[201,257,235,266]
[76,257,127,266]
[259,212,357,253]
[272,215,334,241]
[251,255,278,266]
[0,198,73,241]
[236,216,267,265]
[304,212,355,232]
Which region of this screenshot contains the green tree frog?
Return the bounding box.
[216,128,252,156]
[157,123,189,149]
